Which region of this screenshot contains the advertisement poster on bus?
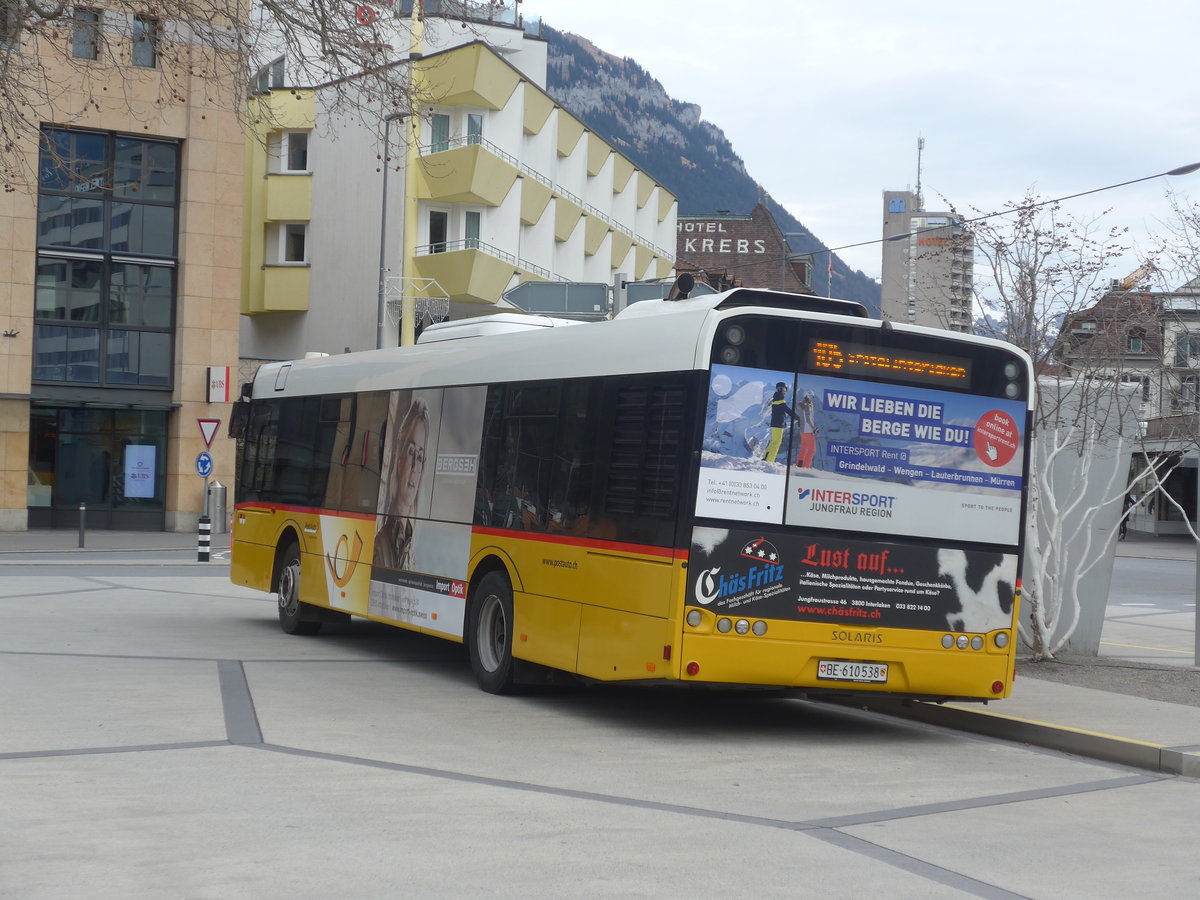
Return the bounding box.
[690,525,1018,633]
[368,386,485,637]
[697,364,1026,545]
[696,365,790,524]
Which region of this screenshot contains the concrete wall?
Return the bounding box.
[1027,378,1140,654]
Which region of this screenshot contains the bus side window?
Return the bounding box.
[547,380,598,535]
[597,374,691,547]
[504,384,558,531]
[474,383,562,533]
[338,391,390,513]
[474,386,506,527]
[272,397,324,505]
[237,400,283,502]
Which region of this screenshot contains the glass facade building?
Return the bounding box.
[28,127,180,529]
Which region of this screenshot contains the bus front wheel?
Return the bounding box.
[468,571,516,694]
[277,541,323,636]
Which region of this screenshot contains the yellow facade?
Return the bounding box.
[241,92,315,317]
[411,248,525,306]
[415,144,520,206]
[420,42,523,111]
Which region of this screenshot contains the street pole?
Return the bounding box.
[377,113,403,350]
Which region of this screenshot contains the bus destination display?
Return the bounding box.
[808,339,971,387]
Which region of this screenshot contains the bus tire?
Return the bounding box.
[277,541,323,636]
[468,570,516,694]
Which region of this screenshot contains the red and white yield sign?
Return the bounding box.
[198,418,221,449]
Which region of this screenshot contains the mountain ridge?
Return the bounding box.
[544,25,881,311]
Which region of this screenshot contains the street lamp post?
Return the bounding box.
[376,112,406,350]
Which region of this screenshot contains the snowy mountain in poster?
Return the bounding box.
[703,366,1024,492]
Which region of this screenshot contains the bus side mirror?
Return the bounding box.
[229,399,250,439]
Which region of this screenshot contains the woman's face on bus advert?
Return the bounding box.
[395,417,427,514]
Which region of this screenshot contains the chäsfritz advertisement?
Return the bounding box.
[697,365,1026,545]
[690,526,1018,633]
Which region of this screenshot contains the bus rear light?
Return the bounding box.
[991,681,1004,694]
[686,609,702,627]
[956,635,969,650]
[994,632,1009,649]
[686,662,700,677]
[942,634,955,649]
[752,621,767,636]
[716,618,732,633]
[662,645,671,660]
[970,636,984,651]
[734,619,750,635]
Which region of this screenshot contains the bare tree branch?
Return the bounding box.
[1,1,505,189]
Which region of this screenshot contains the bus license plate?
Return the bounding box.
[817,660,888,683]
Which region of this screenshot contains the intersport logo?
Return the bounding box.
[799,488,897,509]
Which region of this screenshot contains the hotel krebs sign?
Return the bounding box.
[678,221,767,256]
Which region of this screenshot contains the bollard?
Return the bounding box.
[78,502,86,548]
[198,515,211,562]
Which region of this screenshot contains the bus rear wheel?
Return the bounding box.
[468,571,516,694]
[277,541,323,636]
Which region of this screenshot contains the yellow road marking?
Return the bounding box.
[1101,640,1192,655]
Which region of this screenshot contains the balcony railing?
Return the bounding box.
[415,238,559,282]
[1143,412,1198,440]
[420,135,676,263]
[400,0,522,27]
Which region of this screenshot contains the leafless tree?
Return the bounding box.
[1155,190,1200,287]
[952,194,1175,659]
[965,193,1130,371]
[0,1,496,189]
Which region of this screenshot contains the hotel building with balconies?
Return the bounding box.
[239,8,677,364]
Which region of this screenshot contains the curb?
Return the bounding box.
[852,698,1200,777]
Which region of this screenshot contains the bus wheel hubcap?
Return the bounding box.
[478,594,507,672]
[279,563,299,616]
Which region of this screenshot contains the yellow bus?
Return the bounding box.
[230,288,1032,700]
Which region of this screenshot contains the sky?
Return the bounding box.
[526,0,1200,282]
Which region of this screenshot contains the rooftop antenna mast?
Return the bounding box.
[915,136,925,212]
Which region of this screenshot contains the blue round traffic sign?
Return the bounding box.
[196,451,213,477]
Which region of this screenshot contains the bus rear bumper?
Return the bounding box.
[677,633,1014,701]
